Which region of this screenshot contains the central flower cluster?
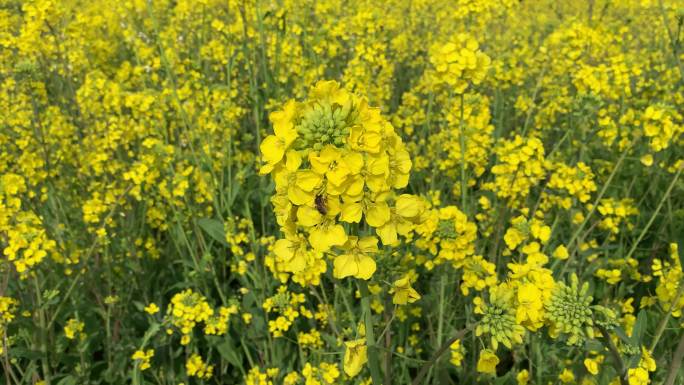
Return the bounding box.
[545,274,595,346]
[260,80,424,284]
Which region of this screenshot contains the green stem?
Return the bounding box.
[411,326,472,385]
[458,93,467,210]
[650,281,684,353]
[559,147,629,275]
[664,331,684,385]
[359,280,383,384]
[437,272,447,347]
[598,326,628,385]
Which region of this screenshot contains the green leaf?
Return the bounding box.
[613,326,632,346]
[9,347,43,360]
[631,310,648,345]
[213,338,243,368]
[56,375,77,385]
[198,218,228,246]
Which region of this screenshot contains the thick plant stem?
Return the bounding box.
[359,280,383,384]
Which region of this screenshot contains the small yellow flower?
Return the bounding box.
[627,367,649,385]
[186,353,214,379]
[640,154,654,167]
[333,236,378,280]
[132,349,154,370]
[584,357,600,375]
[390,275,421,305]
[517,369,529,385]
[144,303,160,315]
[64,318,85,340]
[449,339,465,367]
[559,368,575,383]
[343,338,368,378]
[477,349,499,375]
[553,245,569,260]
[516,283,543,327]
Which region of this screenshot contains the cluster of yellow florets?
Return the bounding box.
[595,198,639,235]
[0,296,18,354]
[186,353,214,379]
[1,174,57,276]
[653,244,684,318]
[64,318,85,340]
[260,80,423,282]
[545,161,597,209]
[414,205,477,268]
[429,33,491,93]
[484,135,547,206]
[262,286,312,337]
[165,289,236,345]
[503,215,552,251]
[131,349,154,371]
[641,105,682,152]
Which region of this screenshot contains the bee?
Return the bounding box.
[314,194,328,215]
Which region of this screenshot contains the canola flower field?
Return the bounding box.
[1,0,684,384]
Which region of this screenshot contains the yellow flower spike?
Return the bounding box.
[343,338,368,378]
[516,283,544,328]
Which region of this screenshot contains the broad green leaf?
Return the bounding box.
[198,218,228,246]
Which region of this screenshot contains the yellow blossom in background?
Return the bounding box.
[343,338,368,378]
[132,349,154,370]
[144,303,159,315]
[391,275,421,305]
[64,318,85,340]
[429,33,491,93]
[449,339,465,367]
[186,354,214,379]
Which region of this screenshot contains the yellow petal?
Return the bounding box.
[366,202,390,227]
[296,205,323,227]
[356,256,376,280]
[340,202,363,223]
[295,171,322,191]
[395,194,423,218]
[333,254,357,279]
[377,222,398,245]
[309,224,347,251]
